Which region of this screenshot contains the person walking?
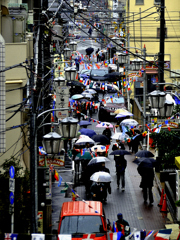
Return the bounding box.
[102,127,111,142]
[112,213,130,238]
[137,164,154,205]
[96,48,100,62]
[115,155,127,191]
[90,182,107,203]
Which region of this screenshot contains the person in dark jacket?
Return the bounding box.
[90,182,107,202]
[113,213,130,237]
[115,156,127,191]
[102,127,111,141]
[137,164,154,205]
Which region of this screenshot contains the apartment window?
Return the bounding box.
[136,0,144,4]
[157,28,167,38]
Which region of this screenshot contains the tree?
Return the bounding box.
[150,130,180,169]
[0,157,31,233]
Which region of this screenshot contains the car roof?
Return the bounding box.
[60,201,103,217]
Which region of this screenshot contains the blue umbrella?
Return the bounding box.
[79,128,97,138]
[79,120,92,126]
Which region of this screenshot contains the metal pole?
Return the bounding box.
[158,0,165,91]
[11,203,14,233]
[143,45,147,149]
[30,59,38,233]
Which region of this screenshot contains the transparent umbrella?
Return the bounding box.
[90,171,112,182]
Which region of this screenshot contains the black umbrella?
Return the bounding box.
[135,150,154,158]
[91,134,110,145]
[67,81,84,87]
[110,150,131,156]
[104,72,121,82]
[135,157,156,168]
[78,120,92,126]
[86,47,94,56]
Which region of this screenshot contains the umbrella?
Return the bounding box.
[115,112,133,118]
[79,128,97,138]
[86,47,94,55]
[83,89,97,94]
[76,151,95,160]
[78,120,92,126]
[135,150,154,158]
[91,145,106,153]
[90,171,112,182]
[81,93,93,99]
[96,122,113,128]
[120,119,139,128]
[111,132,130,141]
[88,157,110,166]
[134,157,156,168]
[107,84,119,91]
[110,150,131,156]
[74,137,95,147]
[114,109,129,114]
[104,72,121,81]
[67,81,84,87]
[91,135,110,145]
[71,94,84,100]
[78,98,89,103]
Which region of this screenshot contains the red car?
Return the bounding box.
[57,201,111,240]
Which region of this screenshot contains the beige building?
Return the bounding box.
[126,0,180,88]
[0,0,33,170]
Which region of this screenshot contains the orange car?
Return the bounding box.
[57,201,111,240]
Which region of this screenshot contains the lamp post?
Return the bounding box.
[64,47,71,59]
[131,58,143,71]
[69,41,77,52]
[65,67,77,81]
[42,132,62,155]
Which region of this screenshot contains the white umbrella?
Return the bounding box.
[88,157,110,165]
[107,84,119,91]
[75,137,95,145]
[90,171,112,182]
[115,112,133,118]
[111,132,129,141]
[120,119,139,128]
[91,145,106,152]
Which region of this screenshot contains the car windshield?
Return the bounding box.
[90,70,109,77]
[60,215,104,234]
[106,97,125,104]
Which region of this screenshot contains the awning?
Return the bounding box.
[146,69,158,74]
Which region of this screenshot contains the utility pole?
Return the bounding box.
[158,0,165,91]
[143,45,147,149]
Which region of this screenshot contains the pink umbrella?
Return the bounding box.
[96,122,114,128]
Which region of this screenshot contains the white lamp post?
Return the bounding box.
[59,117,79,138]
[65,67,77,81]
[42,132,62,155]
[64,47,71,59]
[131,58,143,71]
[69,41,77,51]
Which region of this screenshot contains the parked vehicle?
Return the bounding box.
[89,69,110,82]
[98,94,126,122]
[57,201,111,240]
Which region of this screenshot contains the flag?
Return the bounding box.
[108,231,124,240]
[54,170,59,181]
[60,182,69,193]
[144,230,154,240]
[134,231,141,240]
[58,175,63,187]
[49,164,54,172]
[4,233,12,240]
[154,229,172,240]
[39,146,46,155]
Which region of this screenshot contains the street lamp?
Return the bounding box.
[111,36,123,51]
[131,58,143,71]
[69,41,77,52]
[148,90,174,118]
[54,76,66,86]
[59,117,79,138]
[42,132,62,154]
[65,67,77,81]
[117,52,127,64]
[64,47,71,59]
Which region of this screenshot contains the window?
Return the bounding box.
[136,0,144,4]
[154,0,161,4]
[157,28,167,38]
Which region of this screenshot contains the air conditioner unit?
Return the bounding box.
[154,0,161,5]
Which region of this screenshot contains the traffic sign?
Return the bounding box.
[9,178,15,192]
[9,192,14,205]
[9,166,15,178]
